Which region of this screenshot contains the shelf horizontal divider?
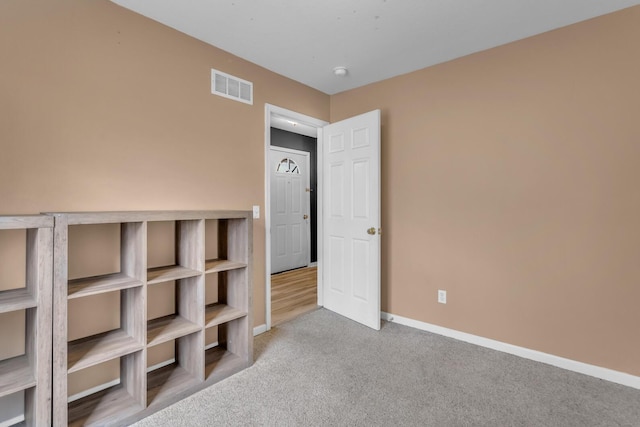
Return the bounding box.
[0,288,37,314]
[147,363,201,409]
[204,303,247,328]
[204,258,247,274]
[68,330,144,374]
[204,346,247,381]
[0,355,37,398]
[68,385,143,427]
[147,314,202,347]
[68,272,143,299]
[147,265,202,285]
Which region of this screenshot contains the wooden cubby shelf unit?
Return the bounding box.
[50,210,252,426]
[0,215,53,426]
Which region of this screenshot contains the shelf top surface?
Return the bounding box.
[44,210,251,224]
[0,214,54,229]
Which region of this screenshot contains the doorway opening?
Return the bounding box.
[270,145,312,273]
[269,143,314,326]
[271,265,318,326]
[264,105,328,330]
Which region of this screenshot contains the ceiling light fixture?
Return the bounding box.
[333,66,348,77]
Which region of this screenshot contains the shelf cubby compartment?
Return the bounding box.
[52,215,146,427]
[0,216,53,426]
[203,300,248,382]
[67,351,146,427]
[204,345,246,382]
[147,332,204,409]
[147,219,204,286]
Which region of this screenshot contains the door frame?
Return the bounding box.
[264,104,328,331]
[269,146,311,271]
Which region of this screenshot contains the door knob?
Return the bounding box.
[367,227,376,235]
[303,214,309,220]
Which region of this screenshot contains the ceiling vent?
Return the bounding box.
[211,68,253,105]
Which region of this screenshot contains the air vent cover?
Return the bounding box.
[211,69,253,105]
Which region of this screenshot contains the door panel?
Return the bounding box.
[270,147,310,274]
[330,163,345,217]
[352,238,370,301]
[329,236,345,293]
[323,110,381,330]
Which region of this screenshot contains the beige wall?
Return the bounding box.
[0,0,329,326]
[331,6,640,376]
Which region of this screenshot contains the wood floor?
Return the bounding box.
[271,266,318,326]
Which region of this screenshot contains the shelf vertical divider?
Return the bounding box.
[219,216,253,365]
[51,213,69,427]
[121,221,147,408]
[25,225,53,425]
[176,219,205,381]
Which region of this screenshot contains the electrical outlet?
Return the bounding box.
[252,205,260,219]
[438,290,447,304]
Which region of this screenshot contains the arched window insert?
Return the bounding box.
[276,158,301,174]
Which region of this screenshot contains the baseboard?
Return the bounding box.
[254,324,268,336]
[205,341,219,351]
[381,312,640,390]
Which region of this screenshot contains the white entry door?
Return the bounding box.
[323,110,381,330]
[270,147,310,274]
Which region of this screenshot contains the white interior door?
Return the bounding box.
[270,147,310,274]
[322,110,381,330]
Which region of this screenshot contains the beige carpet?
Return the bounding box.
[133,309,640,426]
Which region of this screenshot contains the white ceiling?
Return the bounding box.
[111,0,639,95]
